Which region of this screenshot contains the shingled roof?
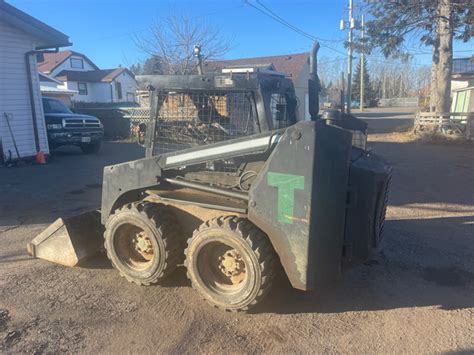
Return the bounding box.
[203,52,309,82]
[55,68,133,83]
[37,50,99,74]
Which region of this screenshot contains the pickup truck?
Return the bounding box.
[42,97,104,154]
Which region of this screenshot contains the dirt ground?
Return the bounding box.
[1,110,473,354]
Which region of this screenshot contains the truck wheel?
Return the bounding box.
[104,202,181,285]
[185,216,276,312]
[80,142,100,154]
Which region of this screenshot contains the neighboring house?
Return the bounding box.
[0,1,70,162]
[38,50,137,103]
[204,52,311,120]
[451,57,474,114]
[451,86,473,114]
[39,72,77,105]
[452,57,474,91]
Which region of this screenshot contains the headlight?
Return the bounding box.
[47,124,62,129]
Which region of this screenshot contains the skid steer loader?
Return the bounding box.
[27,43,391,311]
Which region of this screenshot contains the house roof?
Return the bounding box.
[55,68,134,83]
[40,85,77,95]
[453,56,474,74]
[203,52,309,82]
[38,50,99,73]
[0,1,70,48]
[452,71,474,80]
[39,72,63,84]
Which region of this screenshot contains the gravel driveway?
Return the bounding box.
[1,113,473,354]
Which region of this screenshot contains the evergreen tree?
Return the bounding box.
[142,56,164,75]
[360,0,473,112]
[352,57,375,105]
[129,63,142,75]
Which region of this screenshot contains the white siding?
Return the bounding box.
[452,79,474,92]
[92,83,113,102]
[40,80,58,88]
[67,81,112,103]
[111,71,137,103]
[67,71,137,103]
[0,20,49,159]
[50,54,96,77]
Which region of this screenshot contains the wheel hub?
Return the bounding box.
[132,231,153,260]
[218,250,246,283]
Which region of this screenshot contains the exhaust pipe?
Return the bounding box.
[308,41,321,121]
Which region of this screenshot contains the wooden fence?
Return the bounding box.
[414,112,473,140]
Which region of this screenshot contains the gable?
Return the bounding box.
[38,50,99,74]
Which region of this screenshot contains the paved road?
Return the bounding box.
[354,108,415,134]
[1,118,473,353]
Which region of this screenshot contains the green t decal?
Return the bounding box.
[267,172,305,224]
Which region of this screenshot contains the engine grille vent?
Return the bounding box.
[373,171,392,247]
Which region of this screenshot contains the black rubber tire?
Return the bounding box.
[184,216,276,312]
[104,202,181,285]
[80,142,101,154]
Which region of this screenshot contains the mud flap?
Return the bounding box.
[26,210,104,267]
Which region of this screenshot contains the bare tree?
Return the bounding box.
[135,13,232,75]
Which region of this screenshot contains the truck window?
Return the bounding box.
[43,98,72,114]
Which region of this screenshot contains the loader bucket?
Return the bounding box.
[27,210,104,267]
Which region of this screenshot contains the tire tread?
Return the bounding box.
[185,215,276,312]
[104,202,181,286]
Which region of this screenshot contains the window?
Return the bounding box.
[77,82,88,95]
[70,58,84,69]
[453,58,474,74]
[42,98,72,114]
[115,82,122,99]
[453,90,471,113]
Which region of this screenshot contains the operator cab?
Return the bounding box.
[137,70,299,157]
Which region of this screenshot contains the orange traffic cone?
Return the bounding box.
[36,151,46,164]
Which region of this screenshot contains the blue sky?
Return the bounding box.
[9,0,474,69]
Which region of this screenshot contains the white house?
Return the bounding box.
[38,50,137,103]
[450,57,474,114]
[451,57,474,92]
[204,52,312,120]
[39,72,77,105]
[0,1,70,162]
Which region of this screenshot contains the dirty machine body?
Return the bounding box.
[28,43,391,311]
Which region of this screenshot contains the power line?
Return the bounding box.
[243,0,348,56]
[254,0,344,43]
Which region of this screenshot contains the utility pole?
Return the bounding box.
[341,71,345,110]
[346,0,354,114]
[360,14,365,112]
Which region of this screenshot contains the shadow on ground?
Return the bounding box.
[71,214,474,316]
[255,217,474,315]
